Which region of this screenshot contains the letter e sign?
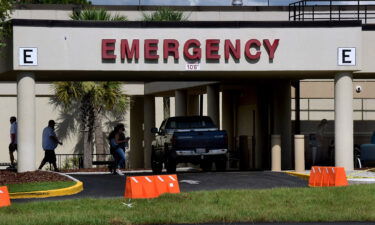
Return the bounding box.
[19,48,38,66]
[338,48,355,66]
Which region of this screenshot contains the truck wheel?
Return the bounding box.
[166,156,176,174]
[200,160,212,172]
[215,159,227,172]
[151,149,163,174]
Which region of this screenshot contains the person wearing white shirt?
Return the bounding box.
[9,116,17,167]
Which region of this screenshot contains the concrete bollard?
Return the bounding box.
[294,135,305,172]
[271,135,281,171]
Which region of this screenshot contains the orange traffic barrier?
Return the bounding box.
[309,166,348,187]
[124,176,144,199]
[142,176,158,198]
[124,174,180,199]
[309,166,323,186]
[165,175,180,194]
[333,167,348,186]
[308,167,316,186]
[0,186,11,207]
[322,167,331,186]
[154,175,168,196]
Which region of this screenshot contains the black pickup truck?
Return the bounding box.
[151,116,228,174]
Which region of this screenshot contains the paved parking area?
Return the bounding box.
[13,171,307,202]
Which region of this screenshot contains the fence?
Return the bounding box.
[289,0,375,24]
[56,154,114,170]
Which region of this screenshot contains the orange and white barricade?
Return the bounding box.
[124,174,180,199]
[309,166,348,187]
[0,186,11,207]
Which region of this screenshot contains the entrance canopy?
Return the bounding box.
[6,19,365,172]
[3,19,362,81]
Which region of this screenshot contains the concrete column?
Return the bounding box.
[271,135,281,171]
[144,95,155,169]
[17,72,36,172]
[187,95,200,116]
[175,90,187,116]
[294,81,301,134]
[130,96,144,169]
[207,85,220,127]
[294,135,305,172]
[272,81,292,169]
[163,97,170,119]
[222,90,234,152]
[335,72,354,171]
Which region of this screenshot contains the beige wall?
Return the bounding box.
[358,31,375,74]
[11,8,289,21]
[0,82,138,167]
[0,95,79,167]
[292,80,375,121]
[12,9,72,20]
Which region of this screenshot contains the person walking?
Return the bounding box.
[108,123,127,176]
[8,116,17,167]
[38,120,62,171]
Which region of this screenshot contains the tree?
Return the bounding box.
[70,8,127,21]
[143,8,188,119]
[142,7,187,22]
[52,9,128,168]
[52,82,128,168]
[0,0,13,48]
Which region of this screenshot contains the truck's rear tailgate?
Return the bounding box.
[172,130,227,150]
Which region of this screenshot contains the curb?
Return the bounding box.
[285,171,375,184]
[285,171,310,180]
[9,173,84,199]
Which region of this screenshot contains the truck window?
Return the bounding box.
[159,119,167,131]
[166,117,216,129]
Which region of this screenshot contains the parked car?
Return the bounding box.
[151,116,228,174]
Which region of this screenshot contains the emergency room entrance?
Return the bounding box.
[5,19,361,172]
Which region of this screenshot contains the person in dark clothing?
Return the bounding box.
[108,123,128,175]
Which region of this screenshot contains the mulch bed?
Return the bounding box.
[0,170,71,185]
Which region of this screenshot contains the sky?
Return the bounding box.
[90,0,296,6]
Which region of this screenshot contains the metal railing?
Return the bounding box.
[56,153,114,170]
[289,0,375,23]
[56,154,83,170]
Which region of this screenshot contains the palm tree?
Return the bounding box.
[52,9,128,168]
[52,82,128,168]
[70,8,127,21]
[142,7,187,22]
[143,8,188,119]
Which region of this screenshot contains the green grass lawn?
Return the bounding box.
[1,184,375,225]
[6,181,76,193]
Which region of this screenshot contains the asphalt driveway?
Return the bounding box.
[13,171,307,202]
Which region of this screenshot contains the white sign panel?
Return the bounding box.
[338,48,356,66]
[19,48,38,66]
